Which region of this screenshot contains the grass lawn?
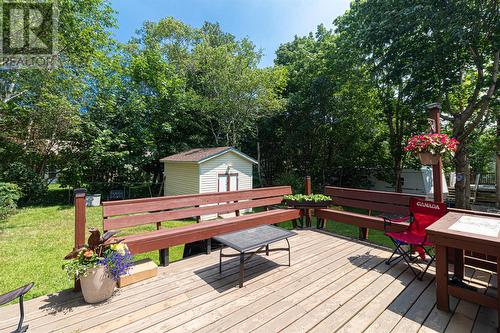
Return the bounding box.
[0,204,394,303]
[0,205,192,302]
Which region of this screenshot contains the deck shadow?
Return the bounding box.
[38,287,119,315]
[193,254,284,293]
[346,250,400,273]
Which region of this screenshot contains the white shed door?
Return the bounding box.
[218,175,228,192]
[218,174,238,192]
[229,174,238,191]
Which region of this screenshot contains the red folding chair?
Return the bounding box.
[384,198,447,280]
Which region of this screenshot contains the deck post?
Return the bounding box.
[304,176,312,195]
[427,103,443,203]
[74,188,87,291]
[304,176,312,227]
[74,188,87,249]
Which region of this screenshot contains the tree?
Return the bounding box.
[335,0,498,205]
[0,0,116,200]
[271,25,384,188]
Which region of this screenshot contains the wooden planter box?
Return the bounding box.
[284,200,332,208]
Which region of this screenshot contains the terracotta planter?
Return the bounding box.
[79,266,116,303]
[418,152,440,165]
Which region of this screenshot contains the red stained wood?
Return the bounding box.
[98,186,297,258]
[104,196,283,230]
[304,176,312,195]
[103,186,291,217]
[464,256,497,272]
[329,197,410,216]
[315,208,407,232]
[74,191,86,249]
[114,209,301,254]
[324,186,424,207]
[448,285,497,309]
[449,208,500,218]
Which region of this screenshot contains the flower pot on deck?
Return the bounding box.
[418,152,440,165]
[79,266,115,303]
[85,194,101,207]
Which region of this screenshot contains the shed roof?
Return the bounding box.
[160,147,258,164]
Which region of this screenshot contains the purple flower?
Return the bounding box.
[98,249,133,281]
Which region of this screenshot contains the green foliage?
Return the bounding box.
[3,163,47,205]
[334,0,498,198]
[283,194,332,203]
[0,1,496,202]
[0,182,21,221]
[468,127,496,174]
[62,249,100,280]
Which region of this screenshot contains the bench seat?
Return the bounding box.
[111,209,301,254]
[315,208,407,232]
[317,187,423,239]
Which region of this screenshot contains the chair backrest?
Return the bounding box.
[409,198,448,237]
[102,186,292,231]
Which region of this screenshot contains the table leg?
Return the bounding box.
[239,252,245,288]
[219,248,223,273]
[286,238,291,266]
[435,245,449,311]
[266,244,269,256]
[453,248,464,280]
[497,258,500,330]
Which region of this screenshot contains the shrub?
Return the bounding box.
[0,182,21,220]
[3,162,47,205]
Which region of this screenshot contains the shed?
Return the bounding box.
[160,147,258,219]
[368,167,449,200]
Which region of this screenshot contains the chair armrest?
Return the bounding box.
[383,215,410,233]
[0,283,34,306]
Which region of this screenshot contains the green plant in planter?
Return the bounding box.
[283,194,332,203]
[63,228,132,281]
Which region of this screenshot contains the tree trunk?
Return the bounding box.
[497,115,500,208]
[394,157,403,193]
[454,145,471,209]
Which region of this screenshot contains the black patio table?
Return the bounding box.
[213,225,297,287]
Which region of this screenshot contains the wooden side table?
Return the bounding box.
[427,212,500,324]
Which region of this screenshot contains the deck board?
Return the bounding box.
[0,229,497,333]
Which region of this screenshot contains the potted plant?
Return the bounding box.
[86,194,101,207]
[283,194,333,207]
[404,133,459,165]
[63,228,132,303]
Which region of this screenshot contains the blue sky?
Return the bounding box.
[110,0,352,67]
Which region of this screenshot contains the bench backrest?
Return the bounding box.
[324,186,425,216]
[102,186,292,230]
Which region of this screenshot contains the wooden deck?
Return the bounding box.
[0,229,498,332]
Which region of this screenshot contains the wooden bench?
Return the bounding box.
[315,186,424,239]
[99,186,301,266]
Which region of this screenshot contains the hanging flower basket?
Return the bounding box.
[405,133,459,165]
[418,152,440,165]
